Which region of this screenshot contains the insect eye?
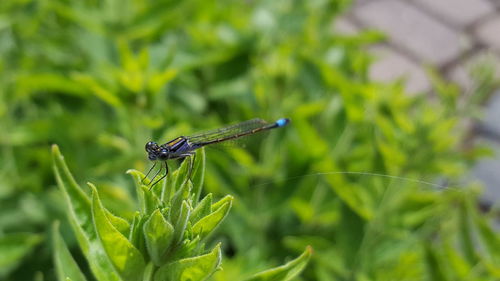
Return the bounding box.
[145,141,158,151]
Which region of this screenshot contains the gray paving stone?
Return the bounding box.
[448,51,500,94]
[482,91,500,137]
[353,0,471,65]
[353,0,373,6]
[489,0,500,8]
[475,15,500,52]
[369,45,431,93]
[414,0,494,27]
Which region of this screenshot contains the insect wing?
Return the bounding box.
[186,118,270,145]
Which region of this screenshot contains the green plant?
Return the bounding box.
[1,0,500,280]
[0,233,42,279]
[51,144,311,281]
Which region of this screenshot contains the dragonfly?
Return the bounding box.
[143,118,290,186]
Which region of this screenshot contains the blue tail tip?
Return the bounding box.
[276,118,290,127]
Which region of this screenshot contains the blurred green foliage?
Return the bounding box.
[0,0,499,280]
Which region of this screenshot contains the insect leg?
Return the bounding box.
[142,162,157,184]
[149,163,164,186]
[150,161,169,188]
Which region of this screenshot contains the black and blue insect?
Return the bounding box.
[143,118,290,186]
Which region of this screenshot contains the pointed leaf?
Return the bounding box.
[52,144,120,281]
[211,194,233,211]
[141,185,162,215]
[127,169,161,215]
[154,244,222,281]
[245,246,312,281]
[143,209,174,266]
[52,222,88,281]
[192,197,233,240]
[127,169,148,214]
[173,201,191,247]
[91,184,146,281]
[104,209,130,238]
[170,181,192,224]
[190,194,213,224]
[52,144,92,253]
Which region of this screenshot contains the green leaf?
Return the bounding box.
[16,73,88,97]
[192,196,233,240]
[211,194,233,211]
[129,212,147,256]
[154,243,222,281]
[126,169,161,215]
[170,181,192,225]
[90,184,146,281]
[470,197,500,266]
[52,222,88,281]
[245,246,312,281]
[173,200,191,247]
[52,144,91,253]
[458,200,477,264]
[443,241,470,279]
[126,169,147,212]
[143,263,155,281]
[424,243,449,281]
[71,73,123,107]
[149,69,178,95]
[143,209,174,266]
[52,144,120,281]
[160,158,191,205]
[103,209,130,238]
[172,155,192,190]
[141,184,162,215]
[191,148,206,203]
[0,233,42,277]
[190,193,213,225]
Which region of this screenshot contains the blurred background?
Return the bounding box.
[0,0,499,280]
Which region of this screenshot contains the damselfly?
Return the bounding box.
[143,118,290,186]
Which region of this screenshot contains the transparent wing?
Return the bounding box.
[186,118,270,145]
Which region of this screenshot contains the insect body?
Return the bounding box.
[143,118,290,186]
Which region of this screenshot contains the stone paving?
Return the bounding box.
[335,0,500,203]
